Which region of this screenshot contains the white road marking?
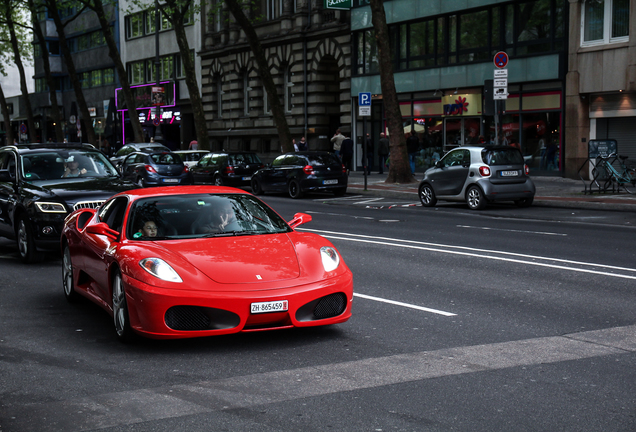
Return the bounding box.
[353,197,385,204]
[354,292,456,316]
[301,229,636,279]
[457,224,567,236]
[7,325,635,431]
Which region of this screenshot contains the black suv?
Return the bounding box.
[190,151,264,186]
[0,143,138,262]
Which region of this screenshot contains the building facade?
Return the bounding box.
[31,3,121,148]
[566,0,632,178]
[351,0,568,175]
[199,0,352,159]
[119,0,203,150]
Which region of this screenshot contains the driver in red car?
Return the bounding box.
[193,200,239,234]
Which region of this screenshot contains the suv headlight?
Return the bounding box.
[35,202,67,213]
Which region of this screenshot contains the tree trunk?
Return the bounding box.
[225,0,293,153]
[0,84,14,145]
[5,5,37,142]
[46,0,96,145]
[29,0,64,142]
[369,0,414,184]
[85,0,145,144]
[162,0,210,151]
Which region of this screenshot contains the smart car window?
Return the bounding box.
[482,148,523,165]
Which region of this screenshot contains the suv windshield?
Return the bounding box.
[481,148,524,165]
[128,193,292,240]
[21,150,120,181]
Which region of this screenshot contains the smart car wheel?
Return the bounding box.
[16,215,43,263]
[419,184,437,207]
[214,175,224,186]
[112,268,134,342]
[62,244,79,302]
[251,178,263,195]
[288,179,303,199]
[466,185,487,210]
[514,197,534,207]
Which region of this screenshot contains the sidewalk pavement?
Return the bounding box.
[345,170,636,212]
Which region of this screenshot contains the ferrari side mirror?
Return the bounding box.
[288,212,312,229]
[86,222,119,240]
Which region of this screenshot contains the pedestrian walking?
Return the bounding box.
[331,129,345,160]
[377,132,389,174]
[340,136,354,173]
[298,136,308,151]
[363,133,374,175]
[293,139,299,152]
[406,132,420,174]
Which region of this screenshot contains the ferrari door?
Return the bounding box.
[82,197,128,302]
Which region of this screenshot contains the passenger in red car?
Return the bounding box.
[138,221,158,238]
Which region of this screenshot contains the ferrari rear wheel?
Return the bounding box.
[112,269,134,342]
[62,244,79,302]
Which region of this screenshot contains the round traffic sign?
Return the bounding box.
[494,51,509,68]
[153,117,160,127]
[20,124,27,134]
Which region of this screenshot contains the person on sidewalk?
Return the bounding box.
[298,136,308,151]
[331,129,345,160]
[293,138,299,152]
[340,136,354,173]
[406,132,420,174]
[363,133,374,175]
[378,132,389,174]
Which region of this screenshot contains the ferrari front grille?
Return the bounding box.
[164,306,240,331]
[313,293,347,319]
[73,200,105,211]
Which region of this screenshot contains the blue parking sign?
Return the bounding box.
[358,92,371,106]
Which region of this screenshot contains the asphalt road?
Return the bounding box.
[1,194,635,431]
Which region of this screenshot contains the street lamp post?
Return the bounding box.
[154,0,163,143]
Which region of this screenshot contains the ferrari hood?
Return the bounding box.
[165,234,300,284]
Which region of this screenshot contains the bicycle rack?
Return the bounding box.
[577,156,613,195]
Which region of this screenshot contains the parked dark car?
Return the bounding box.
[0,143,138,262]
[190,151,264,186]
[173,150,208,168]
[110,142,170,167]
[251,151,347,199]
[418,145,536,210]
[120,151,192,187]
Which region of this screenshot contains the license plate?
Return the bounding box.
[251,300,288,314]
[162,178,179,183]
[242,176,251,181]
[500,170,519,177]
[323,179,338,185]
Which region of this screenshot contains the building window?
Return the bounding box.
[146,9,172,33]
[216,76,223,118]
[35,78,48,93]
[91,70,102,87]
[284,67,293,113]
[129,60,145,85]
[266,0,282,20]
[582,0,629,46]
[243,73,250,116]
[126,12,144,39]
[81,72,90,89]
[103,68,115,85]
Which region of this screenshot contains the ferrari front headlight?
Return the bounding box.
[139,258,183,283]
[320,246,340,272]
[35,202,67,213]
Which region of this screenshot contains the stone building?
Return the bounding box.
[199,0,352,160]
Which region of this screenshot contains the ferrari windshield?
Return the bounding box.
[21,149,119,180]
[128,193,293,240]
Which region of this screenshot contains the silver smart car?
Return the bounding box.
[418,145,535,210]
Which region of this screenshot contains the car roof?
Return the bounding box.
[119,185,248,200]
[5,143,97,154]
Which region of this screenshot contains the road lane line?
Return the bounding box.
[354,292,456,316]
[302,229,636,275]
[457,224,567,236]
[6,325,634,431]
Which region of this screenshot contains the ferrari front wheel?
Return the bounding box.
[112,269,134,342]
[62,244,79,302]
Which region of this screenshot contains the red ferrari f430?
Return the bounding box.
[61,186,353,341]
